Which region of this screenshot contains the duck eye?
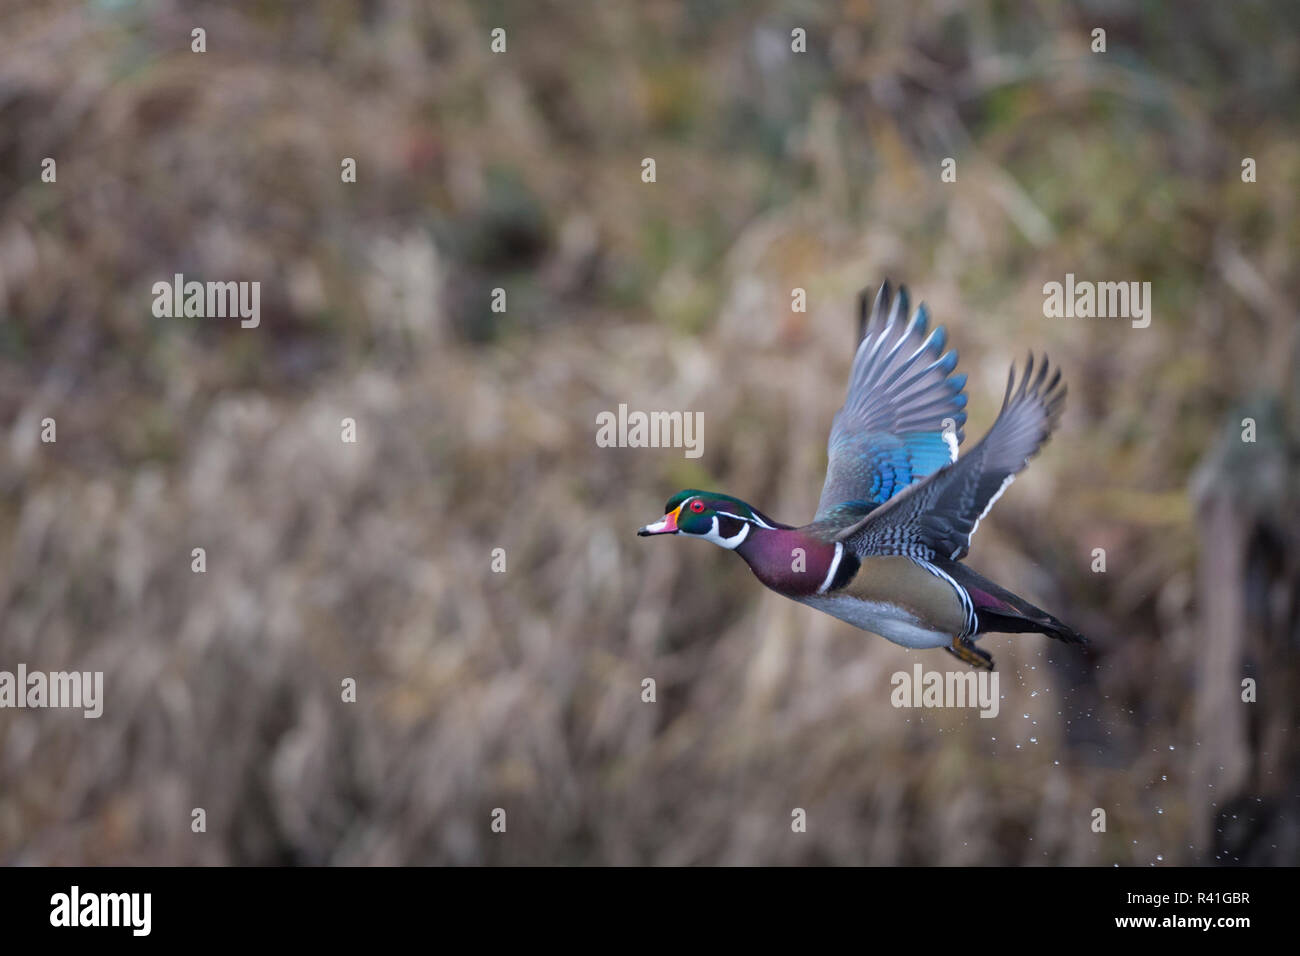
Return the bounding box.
[689,500,706,513]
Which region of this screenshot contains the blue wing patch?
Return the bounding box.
[815,282,969,525]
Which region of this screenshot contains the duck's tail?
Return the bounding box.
[940,558,1087,645]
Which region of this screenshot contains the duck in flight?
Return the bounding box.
[638,281,1085,670]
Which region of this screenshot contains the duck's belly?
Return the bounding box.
[795,594,955,649]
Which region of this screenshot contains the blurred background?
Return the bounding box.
[2,0,1298,865]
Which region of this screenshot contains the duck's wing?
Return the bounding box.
[835,353,1066,561]
[814,281,968,529]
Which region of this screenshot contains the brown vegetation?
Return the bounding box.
[1,1,1297,864]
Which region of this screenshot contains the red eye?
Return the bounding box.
[689,500,706,513]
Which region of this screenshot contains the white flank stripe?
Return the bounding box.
[919,559,977,636]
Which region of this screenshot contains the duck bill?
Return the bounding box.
[638,506,681,536]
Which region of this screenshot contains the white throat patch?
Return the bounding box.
[691,515,751,550]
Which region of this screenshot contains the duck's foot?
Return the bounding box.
[944,635,994,670]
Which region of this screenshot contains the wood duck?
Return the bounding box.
[638,281,1085,669]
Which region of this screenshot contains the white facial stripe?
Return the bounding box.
[701,507,774,530]
[676,502,771,549]
[817,541,844,593]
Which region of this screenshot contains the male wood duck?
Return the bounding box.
[638,281,1085,669]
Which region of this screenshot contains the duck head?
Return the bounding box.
[637,490,781,550]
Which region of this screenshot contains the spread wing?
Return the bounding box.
[814,281,968,527]
[835,353,1066,561]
